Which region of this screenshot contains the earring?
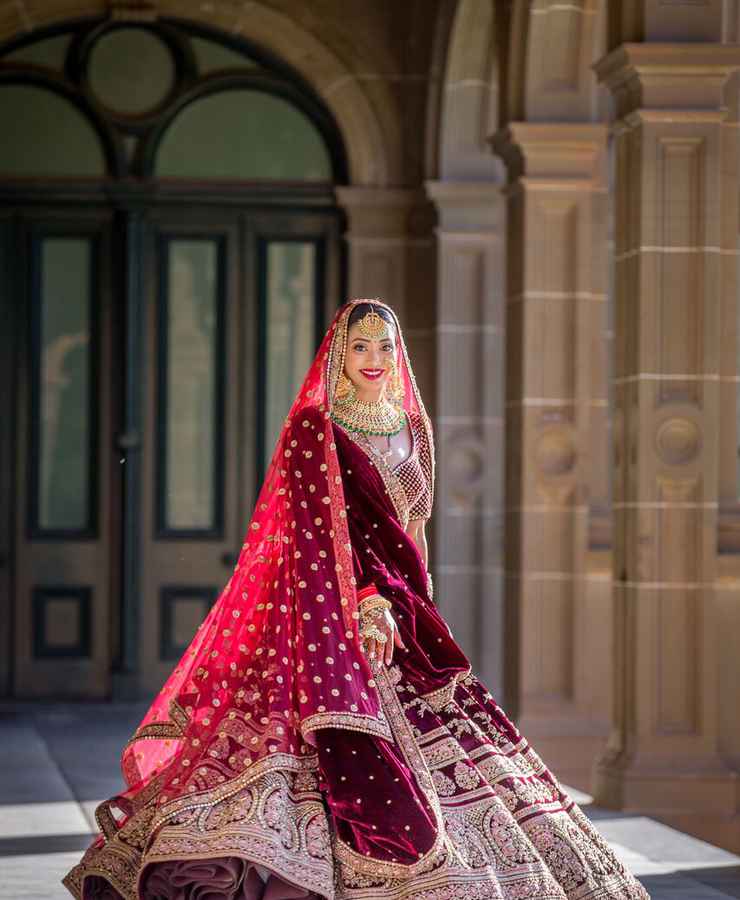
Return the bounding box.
[335,371,356,404]
[387,358,405,406]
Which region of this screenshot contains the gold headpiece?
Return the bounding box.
[356,310,391,341]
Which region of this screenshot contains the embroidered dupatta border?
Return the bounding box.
[301,709,392,742]
[63,750,329,900]
[149,749,320,832]
[142,749,331,899]
[123,697,190,749]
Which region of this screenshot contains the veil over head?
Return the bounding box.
[99,299,435,845]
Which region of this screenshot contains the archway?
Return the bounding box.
[0,12,371,699]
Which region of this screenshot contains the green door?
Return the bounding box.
[3,211,117,698]
[136,206,340,695]
[0,17,345,699]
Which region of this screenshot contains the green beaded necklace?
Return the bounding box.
[330,396,404,437]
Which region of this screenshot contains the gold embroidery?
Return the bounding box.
[63,755,332,900]
[420,667,471,712]
[64,669,649,900]
[301,710,392,742]
[124,698,190,748]
[94,800,119,841]
[420,736,468,771]
[402,412,434,519]
[151,751,318,832]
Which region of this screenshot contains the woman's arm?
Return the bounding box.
[406,517,434,601]
[406,517,428,568]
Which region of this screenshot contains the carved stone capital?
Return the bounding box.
[335,187,429,239]
[425,181,503,234]
[594,43,740,122]
[491,122,608,190]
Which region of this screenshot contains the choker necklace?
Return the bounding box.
[331,395,404,436]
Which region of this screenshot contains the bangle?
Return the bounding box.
[357,584,390,614]
[357,584,381,602]
[426,570,434,600]
[359,595,391,618]
[357,594,392,613]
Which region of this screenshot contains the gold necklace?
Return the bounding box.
[331,395,404,436]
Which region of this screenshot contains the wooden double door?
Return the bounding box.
[0,203,340,698]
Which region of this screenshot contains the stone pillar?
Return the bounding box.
[336,186,436,405]
[492,123,611,787]
[337,187,415,309]
[594,44,740,849]
[425,181,506,702]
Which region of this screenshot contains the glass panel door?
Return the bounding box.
[138,208,340,694]
[138,214,241,693]
[261,239,321,472]
[248,211,340,494]
[157,237,225,534]
[33,238,95,533]
[11,215,115,698]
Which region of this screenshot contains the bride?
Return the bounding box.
[63,299,648,900]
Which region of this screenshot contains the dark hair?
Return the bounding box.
[347,302,395,330]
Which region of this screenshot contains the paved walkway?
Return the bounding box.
[2,702,739,899]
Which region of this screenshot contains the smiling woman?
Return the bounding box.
[330,302,433,628]
[62,299,649,900]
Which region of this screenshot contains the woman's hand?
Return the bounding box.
[362,607,406,665]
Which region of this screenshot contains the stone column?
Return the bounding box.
[425,181,506,701]
[336,186,436,404]
[594,44,740,848]
[492,123,611,787]
[337,187,415,308]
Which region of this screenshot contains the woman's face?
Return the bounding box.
[343,319,397,399]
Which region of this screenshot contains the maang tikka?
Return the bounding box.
[334,308,396,408]
[356,308,404,405]
[356,309,391,342]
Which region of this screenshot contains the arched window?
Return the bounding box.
[0,22,345,183]
[0,17,345,699]
[156,89,332,181]
[0,85,105,177]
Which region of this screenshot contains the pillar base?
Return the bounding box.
[518,712,610,793]
[593,753,740,853]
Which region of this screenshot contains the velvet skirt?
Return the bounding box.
[63,424,649,900]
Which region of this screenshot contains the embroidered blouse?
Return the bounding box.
[389,411,433,521]
[335,410,433,527]
[335,410,435,603]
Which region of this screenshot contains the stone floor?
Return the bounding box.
[1,702,739,899]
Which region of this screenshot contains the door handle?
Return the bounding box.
[116,430,141,451]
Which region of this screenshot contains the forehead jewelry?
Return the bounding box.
[356,310,391,341]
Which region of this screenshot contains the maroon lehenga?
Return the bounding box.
[63,300,648,900]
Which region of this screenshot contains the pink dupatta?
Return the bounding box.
[93,300,436,850]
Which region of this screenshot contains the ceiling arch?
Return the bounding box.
[0,1,402,187]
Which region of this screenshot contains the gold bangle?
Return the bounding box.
[358,592,389,606]
[358,595,391,618]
